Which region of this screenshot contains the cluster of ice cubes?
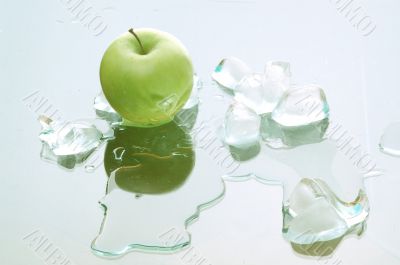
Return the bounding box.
[213,57,330,149]
[214,58,371,247]
[39,116,114,169]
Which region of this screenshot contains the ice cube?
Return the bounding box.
[261,85,330,148]
[262,61,291,108]
[283,178,368,244]
[222,102,261,148]
[234,74,267,114]
[94,92,122,123]
[284,198,349,245]
[212,57,252,91]
[379,122,400,156]
[265,61,291,84]
[39,116,113,169]
[234,67,290,115]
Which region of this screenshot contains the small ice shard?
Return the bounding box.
[94,92,122,123]
[379,122,400,156]
[39,116,113,169]
[172,75,201,132]
[182,74,202,110]
[174,105,199,132]
[233,61,291,115]
[261,85,329,148]
[283,178,368,244]
[223,102,261,148]
[211,57,252,91]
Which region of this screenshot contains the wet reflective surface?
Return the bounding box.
[33,65,379,258]
[92,120,225,256]
[87,74,370,256]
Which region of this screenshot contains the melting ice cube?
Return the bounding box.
[223,102,261,148]
[234,62,291,115]
[283,178,368,244]
[265,61,291,84]
[262,61,291,108]
[94,92,122,123]
[379,122,400,156]
[261,85,330,148]
[234,73,270,114]
[39,116,113,169]
[212,57,252,91]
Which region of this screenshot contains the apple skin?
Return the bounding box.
[100,28,193,127]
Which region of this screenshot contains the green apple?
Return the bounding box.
[100,28,194,127]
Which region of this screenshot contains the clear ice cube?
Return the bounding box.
[212,57,252,91]
[379,122,400,156]
[261,85,330,148]
[265,61,291,84]
[39,116,113,169]
[234,73,268,114]
[233,61,291,115]
[94,92,122,123]
[223,102,261,148]
[262,61,291,108]
[283,178,368,244]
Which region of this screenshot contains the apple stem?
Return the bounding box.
[128,28,145,54]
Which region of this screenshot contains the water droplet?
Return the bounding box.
[113,147,125,161]
[85,165,96,173]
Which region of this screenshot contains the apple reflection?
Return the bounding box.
[92,114,225,256]
[104,121,194,195]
